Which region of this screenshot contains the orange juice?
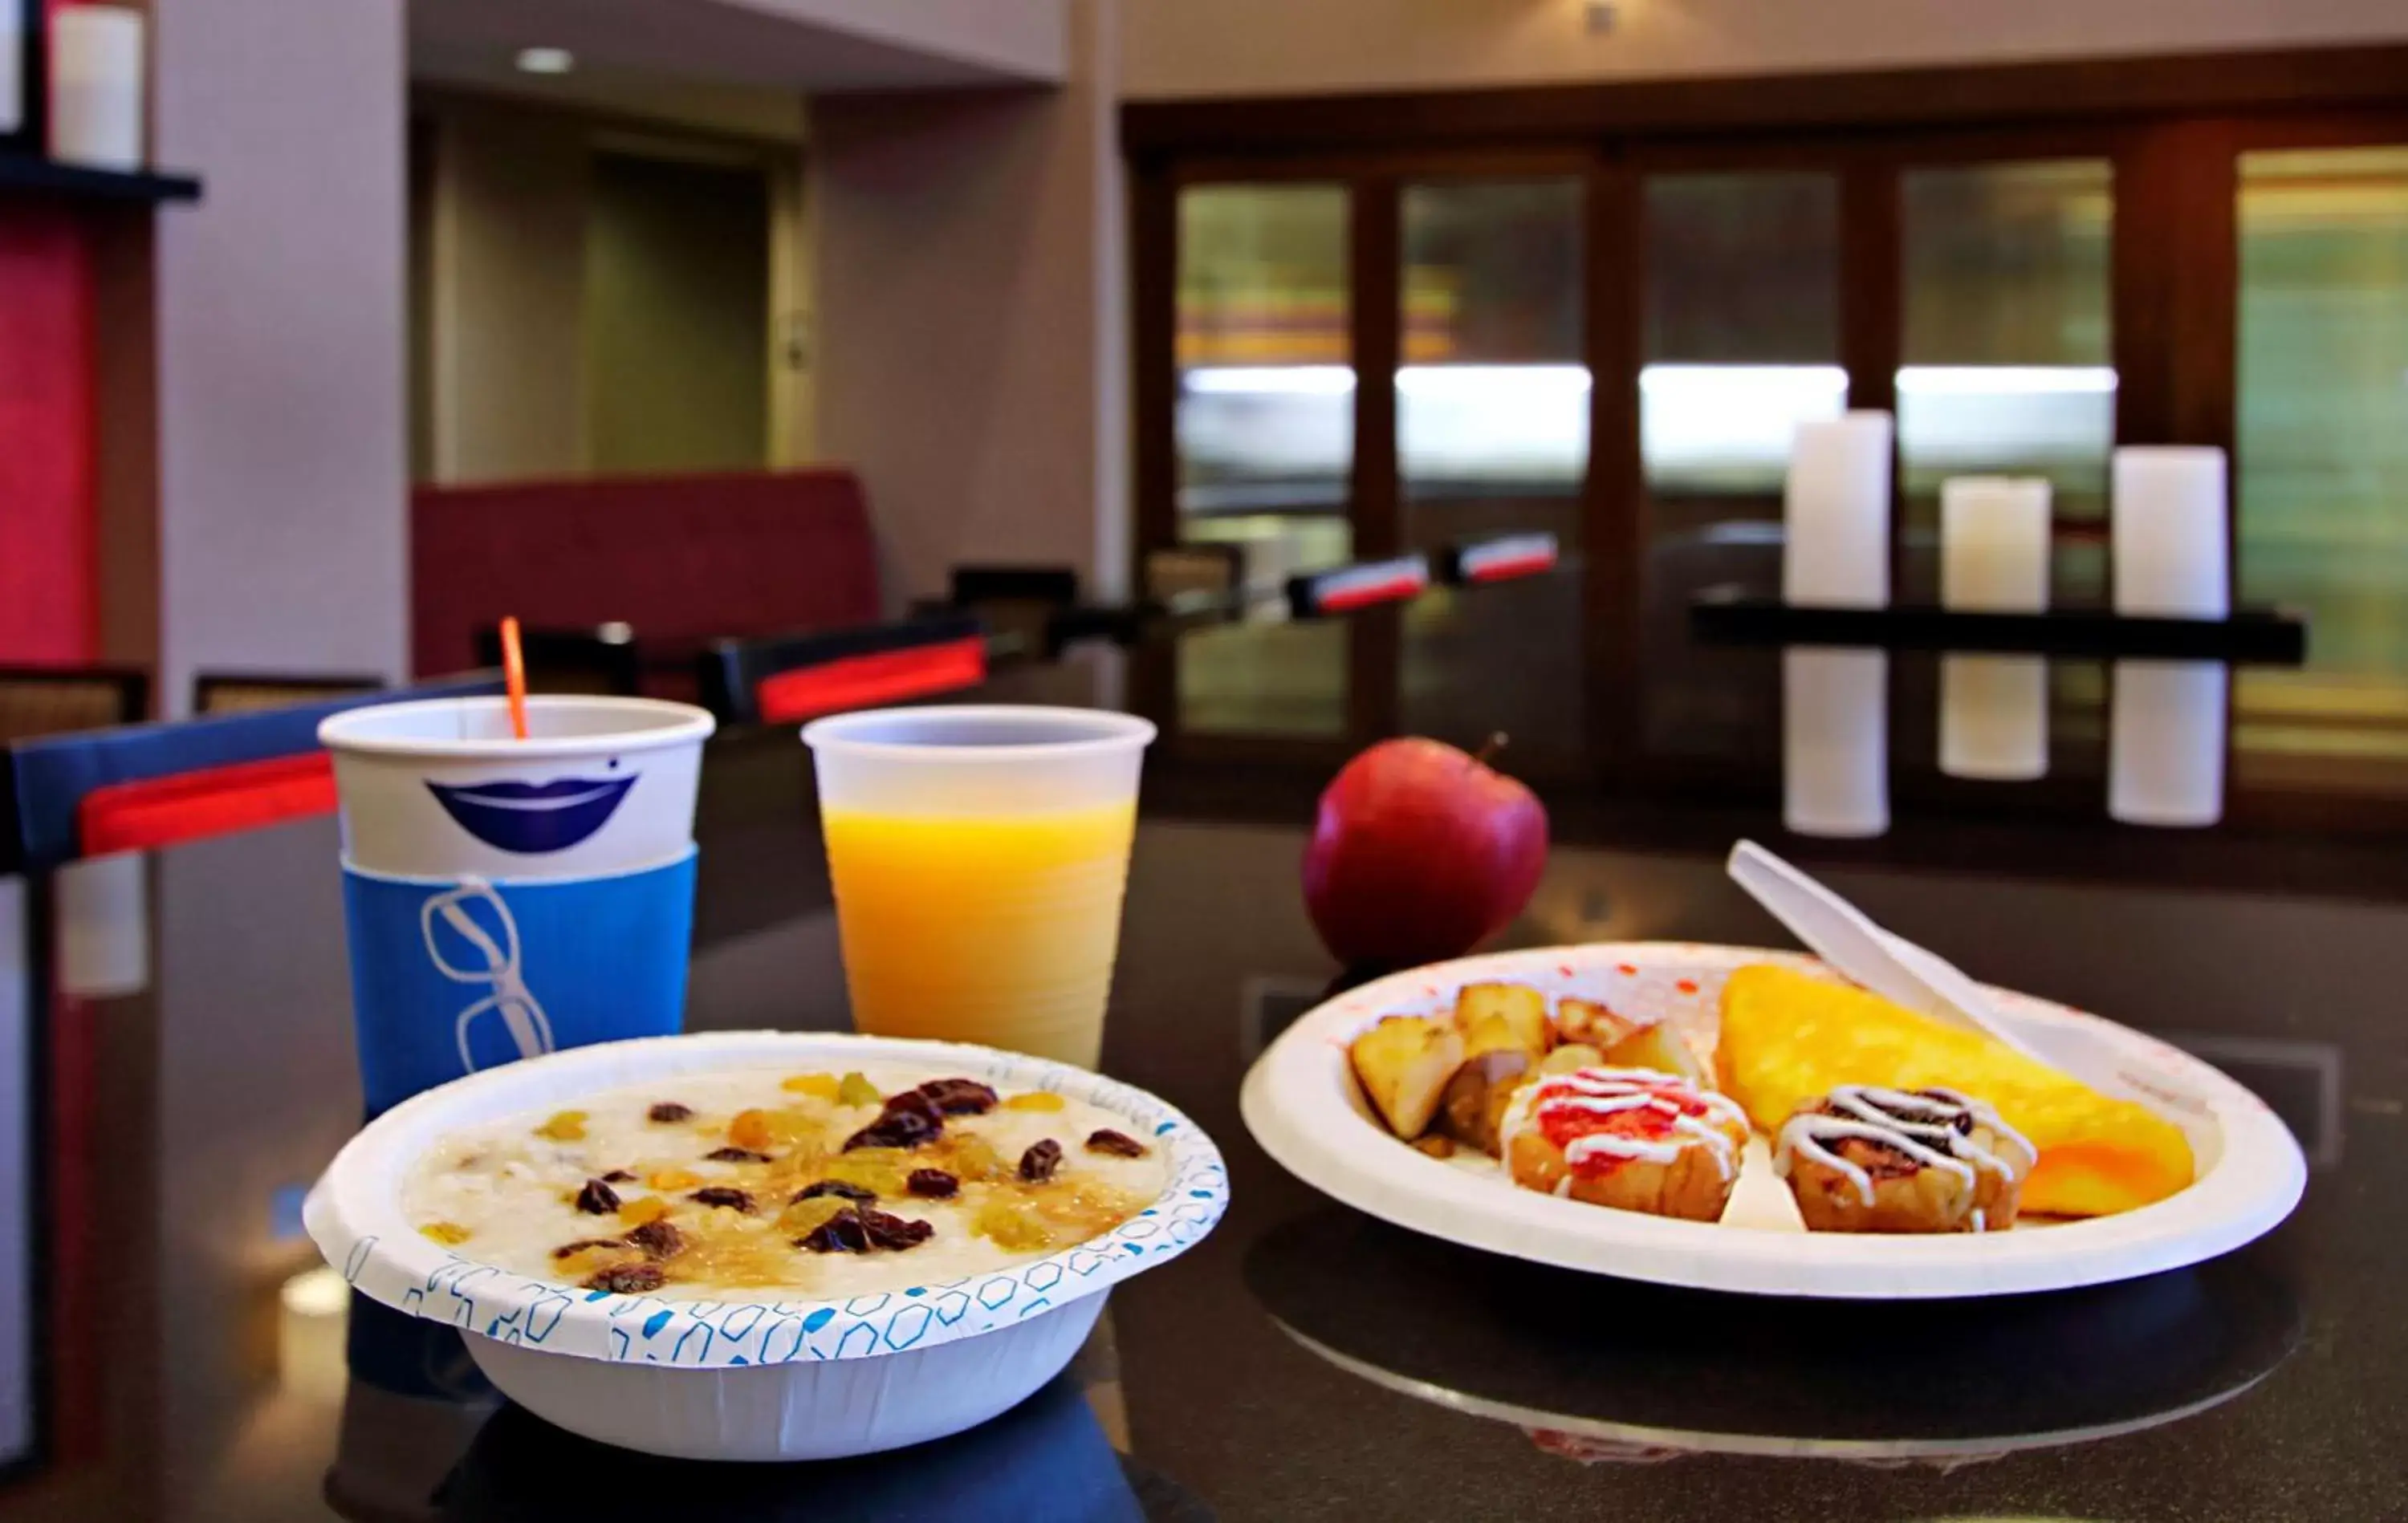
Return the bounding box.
[822,802,1138,1067]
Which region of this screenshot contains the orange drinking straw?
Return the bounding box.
[498,615,530,740]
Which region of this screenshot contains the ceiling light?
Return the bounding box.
[515,47,575,75]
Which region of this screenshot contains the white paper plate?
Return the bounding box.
[1240,943,2305,1299]
[307,1030,1229,1458]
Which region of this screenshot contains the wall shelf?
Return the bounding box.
[1689,590,2308,666]
[0,152,202,205]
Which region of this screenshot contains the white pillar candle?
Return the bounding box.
[1784,412,1893,608]
[1784,648,1889,839]
[1939,477,2051,781]
[2112,446,2231,618]
[2109,446,2230,826]
[50,6,145,172]
[55,852,149,999]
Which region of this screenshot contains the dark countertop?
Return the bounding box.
[5,721,2400,1522]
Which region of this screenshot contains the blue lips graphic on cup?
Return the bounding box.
[425,773,637,854]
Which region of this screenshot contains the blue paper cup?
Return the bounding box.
[340,850,697,1117]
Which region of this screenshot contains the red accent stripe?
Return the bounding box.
[1317,575,1427,613]
[76,752,338,857]
[1466,551,1558,583]
[755,637,987,725]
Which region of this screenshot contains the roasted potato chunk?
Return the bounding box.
[1556,996,1642,1050]
[1439,1048,1535,1155]
[1539,1042,1604,1076]
[1348,1016,1466,1139]
[1599,1022,1710,1088]
[1453,983,1552,1057]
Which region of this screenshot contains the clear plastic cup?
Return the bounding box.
[802,706,1156,1069]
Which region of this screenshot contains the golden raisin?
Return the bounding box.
[1002,1091,1066,1114]
[618,1196,671,1227]
[647,1168,702,1192]
[776,1195,852,1237]
[419,1220,473,1246]
[781,1073,842,1102]
[535,1110,588,1142]
[820,1148,911,1196]
[970,1199,1052,1253]
[727,1109,775,1152]
[836,1072,881,1107]
[942,1133,1010,1182]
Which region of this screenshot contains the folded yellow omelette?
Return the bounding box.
[1716,964,2195,1218]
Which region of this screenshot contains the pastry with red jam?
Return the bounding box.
[1499,1066,1751,1222]
[1775,1085,2036,1233]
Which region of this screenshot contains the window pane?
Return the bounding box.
[2235,145,2408,790]
[1898,160,2115,608]
[1176,185,1350,737]
[1641,172,1841,764]
[1398,180,1586,772]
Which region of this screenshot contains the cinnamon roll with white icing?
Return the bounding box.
[1775,1086,2036,1233]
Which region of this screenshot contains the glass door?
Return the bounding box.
[1394,178,1589,774]
[1170,182,1353,739]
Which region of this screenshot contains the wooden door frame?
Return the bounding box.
[1125,49,2408,824]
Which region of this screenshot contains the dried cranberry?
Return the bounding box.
[844,1107,942,1151]
[574,1178,621,1215]
[1084,1129,1149,1159]
[704,1147,771,1164]
[1019,1139,1064,1183]
[796,1207,872,1254]
[647,1102,694,1123]
[689,1186,756,1213]
[584,1262,665,1294]
[915,1078,999,1115]
[906,1168,959,1198]
[792,1179,877,1204]
[550,1237,626,1260]
[600,1168,637,1183]
[624,1220,685,1261]
[858,1208,934,1250]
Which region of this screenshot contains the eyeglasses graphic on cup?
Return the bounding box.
[420,879,555,1071]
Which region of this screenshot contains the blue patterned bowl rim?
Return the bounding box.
[306,1030,1230,1369]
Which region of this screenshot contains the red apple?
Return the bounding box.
[1302,736,1548,969]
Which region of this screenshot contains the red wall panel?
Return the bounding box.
[0,209,97,663]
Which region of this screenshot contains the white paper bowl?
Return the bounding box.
[306,1031,1229,1460]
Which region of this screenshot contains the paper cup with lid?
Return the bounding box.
[319,697,716,1116]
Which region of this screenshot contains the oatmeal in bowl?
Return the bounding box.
[307,1031,1226,1460]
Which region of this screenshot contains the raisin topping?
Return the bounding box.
[551,1237,626,1260]
[797,1204,935,1253]
[1019,1139,1064,1183]
[600,1169,637,1183]
[704,1147,772,1164]
[906,1168,959,1198]
[796,1208,870,1254]
[860,1208,935,1250]
[647,1102,694,1124]
[882,1088,946,1125]
[584,1262,666,1294]
[792,1179,877,1204]
[574,1178,621,1215]
[915,1078,1000,1116]
[844,1104,942,1152]
[688,1187,756,1213]
[1084,1129,1149,1159]
[796,1204,936,1254]
[624,1219,685,1261]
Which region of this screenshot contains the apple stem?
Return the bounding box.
[1474,732,1509,767]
